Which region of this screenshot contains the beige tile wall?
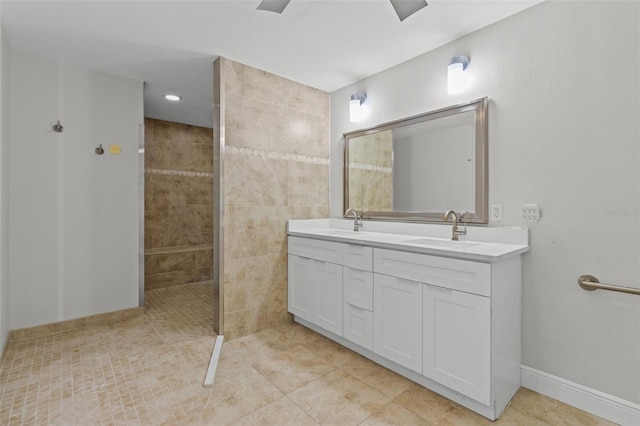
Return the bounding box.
[144,118,214,289]
[222,60,330,340]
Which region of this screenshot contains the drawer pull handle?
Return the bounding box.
[347,303,368,311]
[397,278,420,286]
[426,284,452,293]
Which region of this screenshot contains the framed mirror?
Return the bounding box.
[344,97,488,223]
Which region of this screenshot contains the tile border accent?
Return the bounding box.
[10,307,145,341]
[521,365,640,425]
[146,168,214,178]
[226,145,330,165]
[349,162,392,173]
[145,244,214,256]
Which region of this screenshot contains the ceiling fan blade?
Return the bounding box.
[257,0,291,14]
[389,0,428,21]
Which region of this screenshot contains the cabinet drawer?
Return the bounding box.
[288,236,345,264]
[374,249,491,297]
[343,303,373,350]
[345,244,373,271]
[343,268,373,310]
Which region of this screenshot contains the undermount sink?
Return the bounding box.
[323,229,368,235]
[403,238,481,248]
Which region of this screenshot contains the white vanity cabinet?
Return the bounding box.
[422,284,491,405]
[373,274,422,372]
[287,255,315,319]
[343,266,374,349]
[373,248,499,407]
[288,237,344,335]
[288,256,343,335]
[288,236,374,338]
[342,243,374,351]
[287,230,525,421]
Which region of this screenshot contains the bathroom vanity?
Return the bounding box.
[287,218,529,421]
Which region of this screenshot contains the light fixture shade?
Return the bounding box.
[257,0,291,14]
[390,0,428,21]
[164,94,182,101]
[349,92,367,122]
[447,56,470,94]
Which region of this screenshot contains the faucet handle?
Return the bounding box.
[458,210,468,236]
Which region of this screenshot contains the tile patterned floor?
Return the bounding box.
[145,281,215,345]
[0,281,616,425]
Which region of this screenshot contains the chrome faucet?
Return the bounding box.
[345,208,364,232]
[444,210,467,241]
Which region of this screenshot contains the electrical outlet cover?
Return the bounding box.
[491,203,503,222]
[522,204,540,222]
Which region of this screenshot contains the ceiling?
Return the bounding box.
[0,0,541,128]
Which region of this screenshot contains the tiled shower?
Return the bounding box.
[143,118,214,290]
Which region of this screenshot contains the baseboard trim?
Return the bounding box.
[521,365,640,426]
[10,307,145,341]
[0,330,11,367]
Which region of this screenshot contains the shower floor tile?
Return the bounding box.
[145,281,215,344]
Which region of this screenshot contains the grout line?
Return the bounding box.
[285,394,321,424]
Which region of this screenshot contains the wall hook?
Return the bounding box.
[52,120,64,133]
[95,144,104,155]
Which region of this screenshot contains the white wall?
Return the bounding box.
[331,1,640,405]
[0,17,10,354]
[9,52,143,329]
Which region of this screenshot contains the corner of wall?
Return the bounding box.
[0,20,12,357]
[221,58,331,340]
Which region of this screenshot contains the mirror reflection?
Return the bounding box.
[344,98,487,223]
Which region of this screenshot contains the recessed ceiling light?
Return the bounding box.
[164,94,182,101]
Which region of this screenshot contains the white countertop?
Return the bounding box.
[287,219,529,262]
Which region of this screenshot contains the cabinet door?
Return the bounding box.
[288,255,316,322]
[314,261,343,335]
[373,274,423,372]
[423,285,491,405]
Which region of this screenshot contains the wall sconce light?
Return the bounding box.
[447,56,470,94]
[349,92,367,122]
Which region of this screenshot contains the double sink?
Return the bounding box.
[287,219,529,262]
[322,229,481,248]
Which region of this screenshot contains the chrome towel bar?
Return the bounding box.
[578,275,640,296]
